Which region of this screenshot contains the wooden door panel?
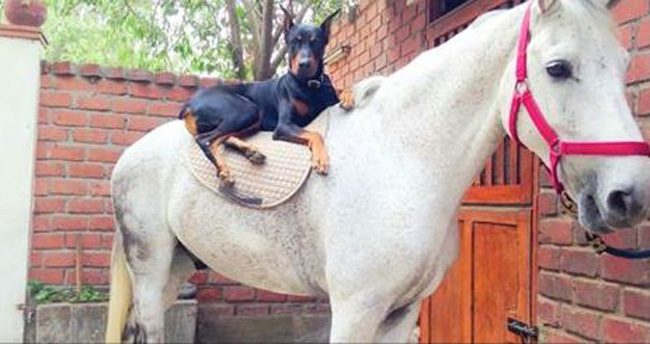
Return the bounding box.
[424,220,472,344]
[472,212,531,343]
[421,211,533,344]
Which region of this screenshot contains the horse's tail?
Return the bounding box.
[105,230,132,344]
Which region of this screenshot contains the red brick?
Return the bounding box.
[81,269,109,285]
[31,252,43,266]
[155,72,176,86]
[189,271,208,284]
[68,200,104,214]
[602,255,650,286]
[543,330,585,344]
[223,286,256,302]
[128,116,161,132]
[40,91,72,107]
[270,304,303,315]
[623,289,650,321]
[35,162,65,177]
[130,83,164,99]
[639,224,650,248]
[628,54,650,84]
[39,106,50,124]
[47,145,85,161]
[112,99,148,114]
[560,248,598,277]
[574,280,619,312]
[52,216,89,230]
[56,77,94,92]
[79,64,102,77]
[68,163,104,178]
[43,251,75,267]
[73,129,108,144]
[200,78,221,88]
[104,67,126,80]
[34,179,48,196]
[167,88,194,102]
[237,304,269,316]
[618,24,633,50]
[90,181,111,197]
[539,245,561,271]
[537,296,559,325]
[48,62,75,75]
[111,131,143,146]
[603,228,637,249]
[196,287,223,303]
[128,69,153,82]
[82,252,111,267]
[38,127,68,142]
[540,218,573,245]
[611,0,649,24]
[41,74,53,89]
[48,179,87,195]
[65,233,103,249]
[178,75,199,88]
[89,114,126,129]
[29,268,65,284]
[33,215,52,232]
[539,271,572,301]
[76,96,111,111]
[52,110,88,127]
[637,87,650,116]
[561,307,601,340]
[96,80,127,95]
[539,190,558,216]
[32,233,66,248]
[287,295,318,303]
[603,317,650,343]
[149,102,181,117]
[34,198,65,214]
[88,148,122,163]
[257,290,288,302]
[88,216,115,231]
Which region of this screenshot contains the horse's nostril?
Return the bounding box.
[607,189,633,218]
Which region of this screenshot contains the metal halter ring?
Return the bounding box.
[560,191,578,215]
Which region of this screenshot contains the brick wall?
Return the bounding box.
[32,62,327,316]
[537,2,650,342]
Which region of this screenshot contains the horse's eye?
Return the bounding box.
[546,60,573,80]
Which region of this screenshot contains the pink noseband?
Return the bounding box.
[508,4,650,194]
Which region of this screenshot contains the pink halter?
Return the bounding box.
[508,4,650,194]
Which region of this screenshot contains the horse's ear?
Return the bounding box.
[320,9,341,43]
[280,5,294,35]
[535,0,560,14]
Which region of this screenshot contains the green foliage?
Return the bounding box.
[28,281,109,305]
[42,0,346,78]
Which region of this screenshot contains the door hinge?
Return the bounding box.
[507,317,538,341]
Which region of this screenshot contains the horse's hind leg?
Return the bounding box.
[225,137,266,165]
[329,298,391,343]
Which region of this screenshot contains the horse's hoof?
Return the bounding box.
[247,151,266,165]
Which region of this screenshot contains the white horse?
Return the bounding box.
[105,0,650,342]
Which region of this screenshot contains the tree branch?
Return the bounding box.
[225,0,246,79]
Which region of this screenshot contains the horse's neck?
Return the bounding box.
[364,6,524,205]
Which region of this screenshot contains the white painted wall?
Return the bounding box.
[0,35,42,342]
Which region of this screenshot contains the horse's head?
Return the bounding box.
[499,0,650,234]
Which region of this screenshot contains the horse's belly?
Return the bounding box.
[168,176,322,296]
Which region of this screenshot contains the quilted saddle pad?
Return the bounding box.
[185,110,329,209]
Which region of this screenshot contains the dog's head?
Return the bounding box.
[282,6,340,80]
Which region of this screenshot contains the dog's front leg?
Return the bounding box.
[273,106,329,175]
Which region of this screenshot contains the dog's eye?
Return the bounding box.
[546,60,573,80]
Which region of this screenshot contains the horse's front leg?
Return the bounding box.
[329,296,391,343]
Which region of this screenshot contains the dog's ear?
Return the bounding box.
[280,5,295,35]
[320,9,340,43]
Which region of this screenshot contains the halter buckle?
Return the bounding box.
[585,233,608,254]
[514,80,529,96]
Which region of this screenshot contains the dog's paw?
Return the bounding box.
[312,154,329,176]
[339,89,354,111]
[218,170,236,187]
[247,151,266,165]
